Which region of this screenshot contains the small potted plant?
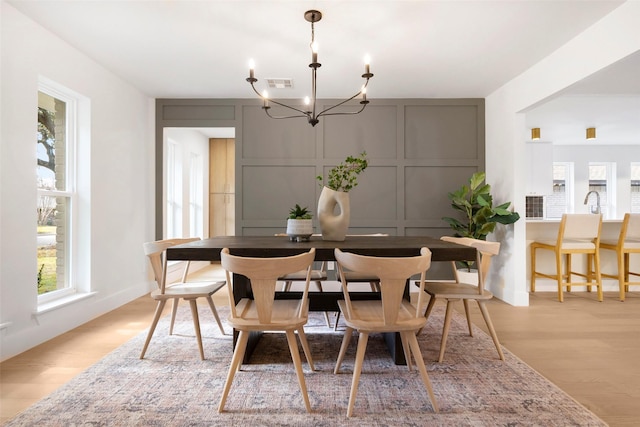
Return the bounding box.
[315,152,368,241]
[286,204,314,242]
[443,171,520,270]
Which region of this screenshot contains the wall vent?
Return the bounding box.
[266,78,294,89]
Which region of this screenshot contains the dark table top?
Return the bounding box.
[166,235,476,262]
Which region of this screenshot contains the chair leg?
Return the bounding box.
[399,330,413,372]
[334,311,341,331]
[296,328,315,371]
[169,298,179,335]
[187,298,205,360]
[218,330,249,412]
[285,329,312,413]
[463,299,473,337]
[314,281,332,328]
[477,301,505,361]
[140,299,167,359]
[205,295,226,335]
[438,300,455,363]
[417,294,436,335]
[404,331,439,413]
[347,331,369,417]
[334,326,354,374]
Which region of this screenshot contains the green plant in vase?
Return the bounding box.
[316,152,368,192]
[316,152,368,241]
[443,171,520,269]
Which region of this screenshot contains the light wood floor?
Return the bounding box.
[2,266,640,426]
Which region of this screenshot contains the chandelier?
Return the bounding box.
[246,10,373,127]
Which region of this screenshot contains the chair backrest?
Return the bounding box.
[621,213,640,243]
[334,247,432,326]
[441,236,500,294]
[220,248,316,323]
[558,213,602,242]
[143,237,200,293]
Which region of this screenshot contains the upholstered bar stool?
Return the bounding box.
[530,213,603,302]
[599,213,640,301]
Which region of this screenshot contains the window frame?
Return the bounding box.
[37,82,78,304]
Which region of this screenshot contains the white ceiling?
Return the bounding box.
[9,0,640,144]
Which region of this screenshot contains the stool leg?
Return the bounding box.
[530,245,537,293]
[619,252,627,301]
[594,249,603,302]
[556,251,564,302]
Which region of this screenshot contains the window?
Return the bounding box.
[547,162,574,218]
[189,152,203,238]
[588,162,616,218]
[37,88,75,301]
[165,140,182,239]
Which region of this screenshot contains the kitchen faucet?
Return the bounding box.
[583,191,601,214]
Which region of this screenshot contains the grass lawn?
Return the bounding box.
[37,226,57,293]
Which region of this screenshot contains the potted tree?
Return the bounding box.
[443,171,520,270]
[315,152,368,241]
[286,204,314,242]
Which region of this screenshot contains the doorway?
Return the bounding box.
[163,127,235,239]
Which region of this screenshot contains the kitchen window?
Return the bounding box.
[547,162,574,218]
[588,162,616,218]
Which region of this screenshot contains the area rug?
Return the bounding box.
[3,305,606,426]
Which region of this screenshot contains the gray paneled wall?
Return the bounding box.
[155,98,484,240]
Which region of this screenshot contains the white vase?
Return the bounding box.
[317,186,350,241]
[456,268,479,285]
[286,219,313,242]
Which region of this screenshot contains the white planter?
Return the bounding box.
[455,268,479,285]
[317,186,350,241]
[286,219,313,242]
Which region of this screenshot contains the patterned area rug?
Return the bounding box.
[4,304,606,426]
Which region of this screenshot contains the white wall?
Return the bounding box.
[0,3,155,360]
[485,1,640,306]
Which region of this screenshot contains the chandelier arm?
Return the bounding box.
[265,98,311,117]
[264,109,309,120]
[250,82,310,117]
[316,90,367,118]
[318,103,369,117]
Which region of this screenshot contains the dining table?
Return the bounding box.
[166,235,476,365]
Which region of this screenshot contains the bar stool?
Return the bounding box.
[530,213,603,302]
[599,213,640,301]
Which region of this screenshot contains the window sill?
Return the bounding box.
[35,292,98,316]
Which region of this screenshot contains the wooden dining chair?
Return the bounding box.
[530,213,603,302]
[333,233,389,330]
[333,247,438,417]
[218,247,316,413]
[141,238,226,360]
[599,213,640,301]
[419,236,504,362]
